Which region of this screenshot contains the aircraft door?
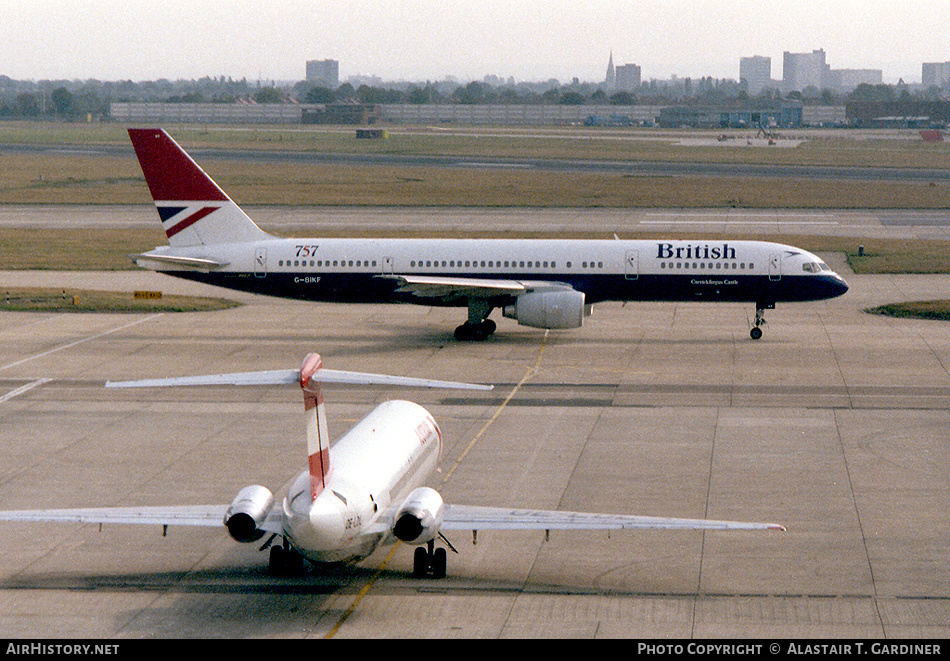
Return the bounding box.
[254,247,267,278]
[624,250,639,280]
[382,256,394,275]
[768,252,782,281]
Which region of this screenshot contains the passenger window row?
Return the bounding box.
[409,259,562,269]
[660,262,753,270]
[278,259,379,268]
[275,258,614,270]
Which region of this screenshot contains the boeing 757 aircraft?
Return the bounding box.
[0,354,784,578]
[127,129,848,341]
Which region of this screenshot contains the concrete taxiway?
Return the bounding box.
[3,204,950,241]
[0,212,949,638]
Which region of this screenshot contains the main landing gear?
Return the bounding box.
[750,302,774,340]
[454,299,497,341]
[454,319,496,341]
[269,541,305,575]
[412,540,447,578]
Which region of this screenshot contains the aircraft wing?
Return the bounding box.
[0,504,285,534]
[0,505,228,527]
[382,274,574,303]
[441,505,785,531]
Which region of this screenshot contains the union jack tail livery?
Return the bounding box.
[128,128,268,248]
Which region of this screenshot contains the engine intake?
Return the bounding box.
[224,485,274,543]
[392,487,444,544]
[503,290,589,329]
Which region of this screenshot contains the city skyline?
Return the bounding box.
[5,1,949,86]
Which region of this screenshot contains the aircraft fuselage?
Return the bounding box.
[141,237,848,308]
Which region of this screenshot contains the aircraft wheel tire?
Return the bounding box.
[269,545,286,575]
[270,545,304,576]
[412,546,429,578]
[432,548,447,579]
[750,327,763,340]
[454,321,494,342]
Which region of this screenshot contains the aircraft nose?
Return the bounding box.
[829,275,849,298]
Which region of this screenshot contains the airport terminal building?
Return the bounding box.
[110,101,845,128]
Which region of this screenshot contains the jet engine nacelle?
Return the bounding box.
[392,487,445,545]
[502,289,589,329]
[224,484,274,543]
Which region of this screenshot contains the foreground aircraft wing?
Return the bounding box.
[441,505,785,532]
[0,505,226,527]
[383,274,574,303]
[0,505,284,534]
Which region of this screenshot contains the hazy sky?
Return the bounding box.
[5,1,948,85]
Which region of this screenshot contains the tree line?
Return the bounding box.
[2,72,947,121]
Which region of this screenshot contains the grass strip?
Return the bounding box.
[866,300,950,322]
[0,287,240,313]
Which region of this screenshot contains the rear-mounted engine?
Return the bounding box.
[392,487,445,544]
[224,485,274,543]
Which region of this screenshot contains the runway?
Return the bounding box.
[3,204,950,241]
[5,140,950,184]
[0,210,949,638]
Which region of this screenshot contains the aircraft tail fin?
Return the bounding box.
[299,354,331,501]
[127,128,270,248]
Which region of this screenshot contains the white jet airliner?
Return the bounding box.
[126,129,848,341]
[0,354,784,578]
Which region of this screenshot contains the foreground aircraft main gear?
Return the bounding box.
[412,540,447,578]
[269,541,305,575]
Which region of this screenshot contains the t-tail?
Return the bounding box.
[105,353,492,506]
[127,128,269,248]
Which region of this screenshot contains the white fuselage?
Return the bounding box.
[278,399,441,564]
[141,236,849,308]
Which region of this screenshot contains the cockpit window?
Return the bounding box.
[802,261,830,273]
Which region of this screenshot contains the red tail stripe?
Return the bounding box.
[165,206,218,239]
[309,447,330,499]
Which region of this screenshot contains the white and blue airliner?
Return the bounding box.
[127,129,848,341]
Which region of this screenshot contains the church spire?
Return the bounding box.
[606,51,616,89]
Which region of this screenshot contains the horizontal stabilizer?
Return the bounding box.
[134,252,229,272]
[107,368,492,391]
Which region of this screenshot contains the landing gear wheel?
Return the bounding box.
[432,548,447,579]
[412,546,429,578]
[750,303,771,340]
[411,542,448,579]
[270,544,304,576]
[454,319,496,341]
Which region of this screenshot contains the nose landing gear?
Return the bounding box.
[750,302,773,340]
